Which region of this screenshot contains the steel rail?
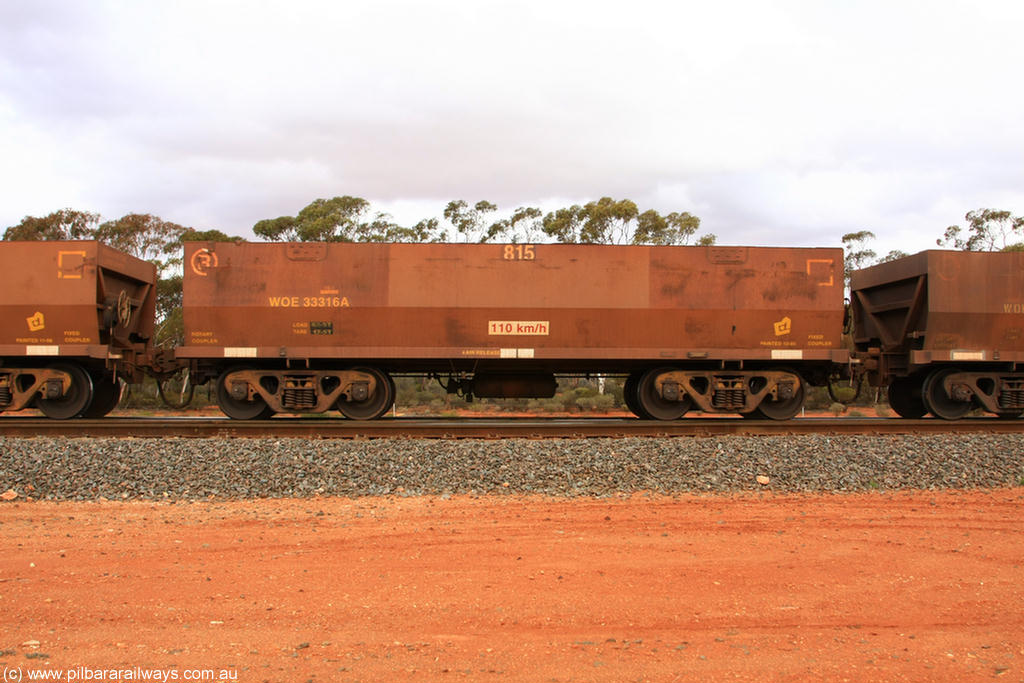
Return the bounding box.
[1,416,1023,439]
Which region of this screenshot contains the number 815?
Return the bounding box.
[503,244,536,261]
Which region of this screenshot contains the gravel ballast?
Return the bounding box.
[2,435,1023,501]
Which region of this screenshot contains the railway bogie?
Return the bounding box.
[209,365,394,418]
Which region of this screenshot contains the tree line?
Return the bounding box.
[1,196,716,270]
[839,208,1024,287]
[250,196,713,246]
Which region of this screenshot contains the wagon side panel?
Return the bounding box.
[181,241,845,367]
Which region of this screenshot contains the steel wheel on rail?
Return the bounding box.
[83,371,123,418]
[754,369,805,421]
[636,367,690,421]
[886,375,927,419]
[622,372,649,419]
[386,372,397,417]
[338,366,395,420]
[36,363,93,420]
[216,366,274,420]
[922,368,972,420]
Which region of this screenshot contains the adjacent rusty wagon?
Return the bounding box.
[0,241,158,418]
[851,250,1024,419]
[179,241,848,420]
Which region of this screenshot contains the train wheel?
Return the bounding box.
[36,363,93,420]
[338,366,394,420]
[636,367,690,421]
[755,371,805,421]
[886,376,927,419]
[995,410,1023,419]
[622,373,648,419]
[216,367,274,420]
[386,373,397,414]
[83,372,123,418]
[922,368,971,420]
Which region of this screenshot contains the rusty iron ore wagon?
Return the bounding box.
[851,249,1024,419]
[0,241,160,418]
[178,241,848,420]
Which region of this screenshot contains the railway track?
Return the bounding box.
[2,416,1023,439]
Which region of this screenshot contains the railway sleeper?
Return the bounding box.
[655,370,803,415]
[221,369,379,414]
[0,368,74,412]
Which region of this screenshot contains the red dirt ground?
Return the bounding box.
[2,490,1023,682]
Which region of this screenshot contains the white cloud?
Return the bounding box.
[1,0,1022,254]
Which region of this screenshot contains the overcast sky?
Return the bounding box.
[1,0,1022,256]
